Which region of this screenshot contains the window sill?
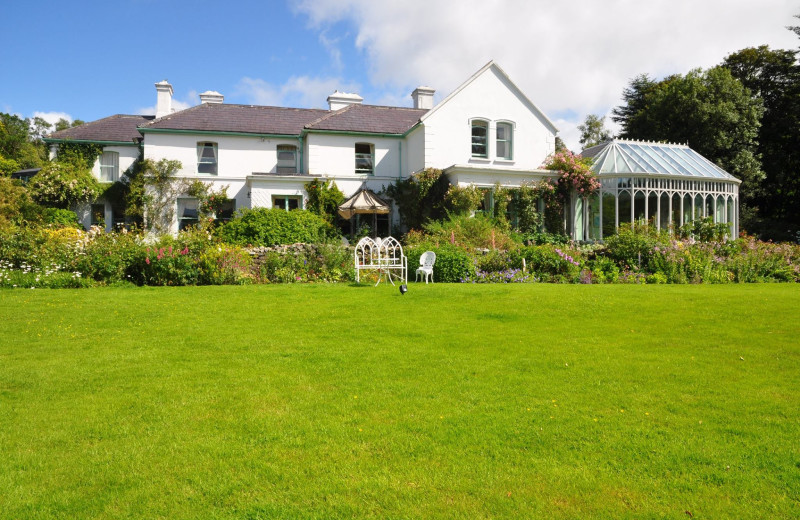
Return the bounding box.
[469,158,491,164]
[494,159,515,165]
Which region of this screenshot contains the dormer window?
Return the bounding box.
[496,122,513,160]
[471,120,488,158]
[355,143,374,175]
[197,142,218,175]
[277,145,297,174]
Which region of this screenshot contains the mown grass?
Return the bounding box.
[1,284,799,519]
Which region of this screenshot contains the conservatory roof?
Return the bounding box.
[581,139,739,182]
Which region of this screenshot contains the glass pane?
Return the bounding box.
[705,196,714,219]
[660,192,670,230]
[588,193,601,240]
[602,192,616,237]
[618,191,632,226]
[355,143,371,154]
[496,141,506,158]
[694,194,704,218]
[647,192,658,225]
[278,151,295,161]
[634,191,646,223]
[683,194,692,224]
[575,197,584,241]
[496,126,506,140]
[670,193,680,230]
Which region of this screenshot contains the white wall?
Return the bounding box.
[91,145,140,181]
[421,65,556,172]
[306,133,404,183]
[144,132,303,178]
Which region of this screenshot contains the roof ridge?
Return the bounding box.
[304,104,354,129]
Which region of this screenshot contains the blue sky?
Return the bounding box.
[1,0,797,150]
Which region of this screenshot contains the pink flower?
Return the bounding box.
[145,257,150,265]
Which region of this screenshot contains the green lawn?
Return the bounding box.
[1,284,799,519]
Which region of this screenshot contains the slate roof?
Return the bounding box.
[46,114,154,143]
[305,104,427,134]
[140,103,329,135]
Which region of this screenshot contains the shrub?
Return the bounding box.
[414,214,515,251]
[407,244,474,283]
[602,222,667,271]
[253,243,355,283]
[197,244,253,285]
[443,184,482,216]
[43,208,80,228]
[218,208,331,247]
[29,161,100,209]
[75,229,141,284]
[508,245,582,282]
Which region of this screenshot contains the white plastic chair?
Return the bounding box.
[415,251,436,283]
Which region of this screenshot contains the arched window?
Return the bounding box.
[355,143,374,175]
[496,122,513,160]
[471,120,488,158]
[197,142,218,175]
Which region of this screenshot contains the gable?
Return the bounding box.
[421,61,558,134]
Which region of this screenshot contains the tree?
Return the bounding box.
[0,113,46,168]
[577,114,612,149]
[554,136,567,153]
[612,67,764,229]
[723,44,800,240]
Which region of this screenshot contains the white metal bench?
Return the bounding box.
[354,236,407,286]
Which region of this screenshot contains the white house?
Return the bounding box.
[44,61,739,238]
[45,61,560,233]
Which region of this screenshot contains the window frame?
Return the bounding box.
[272,195,302,211]
[355,142,374,175]
[177,197,200,230]
[197,142,218,175]
[99,151,119,182]
[495,121,514,160]
[276,144,297,174]
[470,119,489,158]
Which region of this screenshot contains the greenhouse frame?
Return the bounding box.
[574,139,740,241]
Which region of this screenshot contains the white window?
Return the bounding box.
[277,145,297,174]
[272,195,301,211]
[178,198,199,230]
[197,142,218,175]
[355,143,374,175]
[99,151,119,182]
[471,120,488,158]
[496,122,513,160]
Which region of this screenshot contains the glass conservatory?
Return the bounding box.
[574,139,740,241]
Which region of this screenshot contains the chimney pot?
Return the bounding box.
[411,86,435,110]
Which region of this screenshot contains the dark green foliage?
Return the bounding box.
[723,45,800,240]
[218,208,331,247]
[612,68,764,225]
[55,142,103,170]
[383,168,451,230]
[0,112,48,168]
[305,178,345,224]
[443,184,482,216]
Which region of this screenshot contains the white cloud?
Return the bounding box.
[236,75,361,109]
[32,111,73,126]
[294,0,799,150]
